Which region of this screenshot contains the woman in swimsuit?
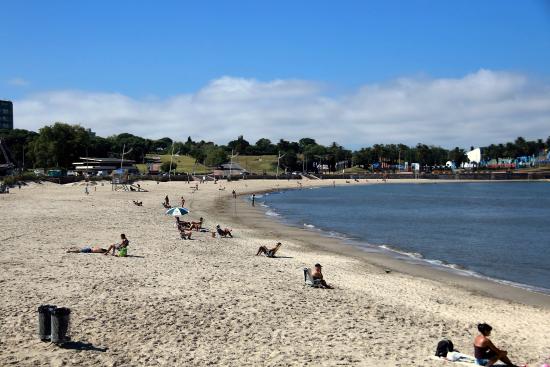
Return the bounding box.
[474,323,518,366]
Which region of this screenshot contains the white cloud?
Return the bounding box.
[12,70,550,148]
[8,77,30,87]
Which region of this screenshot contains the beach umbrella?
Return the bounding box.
[166,207,189,216]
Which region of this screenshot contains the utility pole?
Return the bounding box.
[277,151,286,179]
[229,149,239,179]
[168,144,175,181]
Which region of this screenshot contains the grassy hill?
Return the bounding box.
[138,154,210,174]
[233,155,278,174]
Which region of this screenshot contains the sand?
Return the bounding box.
[0,178,549,366]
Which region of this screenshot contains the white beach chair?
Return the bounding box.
[303,268,322,288]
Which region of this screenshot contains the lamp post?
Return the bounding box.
[277,151,286,179]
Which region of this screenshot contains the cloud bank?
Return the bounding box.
[13,70,550,148]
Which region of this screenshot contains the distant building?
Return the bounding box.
[0,100,13,130]
[466,148,482,164]
[72,157,139,175]
[213,162,248,177]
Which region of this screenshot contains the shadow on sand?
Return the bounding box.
[59,341,108,352]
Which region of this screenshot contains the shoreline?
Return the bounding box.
[218,181,550,308]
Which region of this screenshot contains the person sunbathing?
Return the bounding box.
[311,263,332,289]
[104,234,129,256]
[176,217,191,230]
[256,242,282,257]
[180,229,192,240]
[67,246,107,254]
[474,323,518,366]
[190,217,203,231]
[216,225,233,238]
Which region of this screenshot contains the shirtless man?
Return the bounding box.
[311,263,333,289]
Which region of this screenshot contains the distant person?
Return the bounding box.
[216,225,233,238]
[104,234,129,256]
[133,200,143,206]
[474,323,518,366]
[67,246,107,253]
[256,242,282,257]
[252,194,255,207]
[181,196,185,207]
[85,185,89,195]
[232,190,236,199]
[164,195,170,206]
[311,263,332,289]
[190,217,203,231]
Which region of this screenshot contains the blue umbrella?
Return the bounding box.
[166,207,189,216]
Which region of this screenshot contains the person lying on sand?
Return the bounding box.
[256,242,282,257]
[474,323,519,366]
[67,246,107,254]
[216,225,233,238]
[311,263,333,289]
[104,234,129,256]
[133,200,143,206]
[190,217,203,231]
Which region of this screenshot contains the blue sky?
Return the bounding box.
[2,0,550,147]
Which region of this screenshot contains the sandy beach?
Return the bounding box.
[1,178,549,366]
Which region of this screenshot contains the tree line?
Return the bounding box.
[1,122,549,172]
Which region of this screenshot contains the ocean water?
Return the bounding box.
[256,182,550,294]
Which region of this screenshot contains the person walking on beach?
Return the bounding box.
[252,194,255,207]
[232,190,236,199]
[473,323,519,366]
[181,196,185,207]
[312,263,333,289]
[164,195,170,207]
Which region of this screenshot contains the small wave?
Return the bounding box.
[265,210,280,217]
[303,223,315,228]
[379,244,424,259]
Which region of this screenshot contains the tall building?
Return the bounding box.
[0,100,13,130]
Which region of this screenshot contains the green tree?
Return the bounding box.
[204,146,228,167]
[160,161,177,173]
[29,123,92,169]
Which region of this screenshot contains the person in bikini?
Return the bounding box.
[256,242,282,257]
[104,234,129,256]
[474,323,518,366]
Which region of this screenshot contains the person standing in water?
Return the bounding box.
[252,194,255,207]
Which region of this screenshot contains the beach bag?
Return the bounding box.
[118,247,128,257]
[435,339,454,357]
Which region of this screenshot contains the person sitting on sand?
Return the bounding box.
[474,323,518,366]
[104,234,129,256]
[256,242,282,257]
[180,228,192,240]
[176,217,191,230]
[133,200,143,206]
[190,217,203,231]
[216,225,233,238]
[311,263,332,289]
[67,246,107,254]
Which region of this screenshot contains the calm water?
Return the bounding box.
[257,182,550,294]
